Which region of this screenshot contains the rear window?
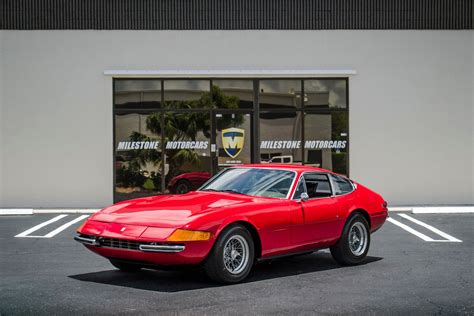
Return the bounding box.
[331,175,354,195]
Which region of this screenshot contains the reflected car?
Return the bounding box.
[75,164,388,284]
[167,172,211,194]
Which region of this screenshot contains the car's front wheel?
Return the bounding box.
[204,225,254,284]
[330,213,370,266]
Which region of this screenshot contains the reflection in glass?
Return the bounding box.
[114,112,162,202]
[304,79,347,109]
[304,112,348,175]
[216,113,252,167]
[201,168,295,199]
[114,80,161,109]
[163,80,210,108]
[150,112,212,194]
[213,80,254,109]
[259,112,302,164]
[259,80,302,109]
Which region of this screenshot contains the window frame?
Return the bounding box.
[291,171,334,200]
[113,77,349,203]
[329,174,355,196]
[199,167,298,200]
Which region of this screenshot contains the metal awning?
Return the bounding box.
[103,69,356,78]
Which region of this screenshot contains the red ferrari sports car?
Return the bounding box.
[75,164,388,284]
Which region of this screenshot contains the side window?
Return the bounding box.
[292,177,306,200]
[331,175,354,195]
[303,173,332,198]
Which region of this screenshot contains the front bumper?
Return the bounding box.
[74,234,185,253]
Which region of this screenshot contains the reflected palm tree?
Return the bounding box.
[117,85,244,191]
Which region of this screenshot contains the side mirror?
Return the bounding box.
[300,192,309,202]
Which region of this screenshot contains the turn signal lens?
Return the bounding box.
[167,229,211,241]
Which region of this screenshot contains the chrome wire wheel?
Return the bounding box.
[348,222,368,256]
[223,235,249,274]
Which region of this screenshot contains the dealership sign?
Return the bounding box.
[222,128,245,158]
[260,140,347,149]
[117,139,346,152]
[116,141,160,150]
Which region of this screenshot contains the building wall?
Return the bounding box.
[0,31,3,205]
[0,30,472,207]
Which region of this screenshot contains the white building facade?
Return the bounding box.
[0,1,473,207]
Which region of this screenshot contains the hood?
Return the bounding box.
[91,191,256,227]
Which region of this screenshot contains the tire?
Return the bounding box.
[175,180,191,194]
[110,259,141,272]
[204,225,255,284]
[330,213,370,266]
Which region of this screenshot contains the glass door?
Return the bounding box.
[213,112,253,172]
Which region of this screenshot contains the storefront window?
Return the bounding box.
[304,79,347,109]
[163,80,211,109]
[115,80,161,109]
[113,77,349,201]
[114,111,163,202]
[259,112,302,164]
[259,80,302,109]
[162,112,212,194]
[304,112,348,175]
[213,80,254,109]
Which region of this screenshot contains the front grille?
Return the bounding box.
[78,234,141,251]
[100,237,140,250]
[77,234,184,252]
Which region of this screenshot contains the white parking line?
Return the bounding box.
[398,214,462,242]
[387,217,435,242]
[15,215,68,237]
[14,215,88,238]
[43,215,89,238]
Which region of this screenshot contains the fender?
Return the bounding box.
[215,215,260,238]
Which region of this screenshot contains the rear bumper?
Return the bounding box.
[371,210,388,233]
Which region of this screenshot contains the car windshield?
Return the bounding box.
[200,168,295,198]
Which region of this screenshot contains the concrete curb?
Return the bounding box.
[1,206,472,215]
[0,209,99,215]
[0,209,34,215]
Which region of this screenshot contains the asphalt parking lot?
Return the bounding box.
[1,213,473,315]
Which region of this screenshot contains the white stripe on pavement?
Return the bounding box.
[42,215,89,238]
[398,214,462,242]
[387,217,435,242]
[15,215,68,237]
[412,206,474,214]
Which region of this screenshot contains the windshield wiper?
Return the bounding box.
[201,188,246,195]
[219,189,246,195]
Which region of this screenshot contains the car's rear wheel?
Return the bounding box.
[110,259,141,272]
[330,213,370,266]
[204,225,254,284]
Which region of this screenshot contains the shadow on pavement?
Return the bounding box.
[69,252,382,293]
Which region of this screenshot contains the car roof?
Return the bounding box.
[232,163,331,173]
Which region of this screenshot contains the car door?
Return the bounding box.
[291,173,341,245]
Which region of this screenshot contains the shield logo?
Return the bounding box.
[222,128,245,158]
